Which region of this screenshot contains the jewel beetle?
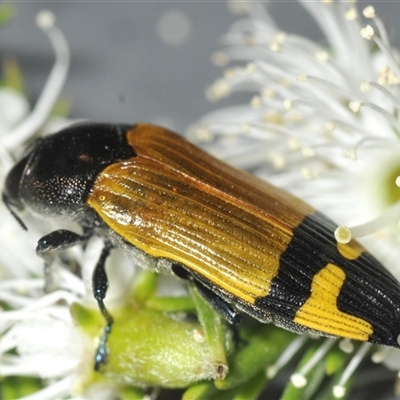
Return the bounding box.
[3,122,400,370]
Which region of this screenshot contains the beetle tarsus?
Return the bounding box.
[94,323,111,371]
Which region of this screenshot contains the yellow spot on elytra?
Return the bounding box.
[294,264,373,341]
[337,241,364,261]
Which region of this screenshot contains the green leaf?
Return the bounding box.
[118,385,147,400]
[146,295,196,313]
[131,269,158,303]
[232,368,269,400]
[189,284,229,380]
[183,382,220,400]
[1,376,43,398]
[324,345,348,376]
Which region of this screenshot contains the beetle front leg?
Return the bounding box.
[36,229,85,292]
[92,241,114,371]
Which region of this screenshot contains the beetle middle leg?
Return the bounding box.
[171,263,241,325]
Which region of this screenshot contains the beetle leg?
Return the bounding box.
[193,280,242,325]
[38,229,114,370]
[36,229,85,292]
[92,241,114,371]
[171,263,241,325]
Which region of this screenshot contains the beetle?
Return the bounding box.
[3,122,400,370]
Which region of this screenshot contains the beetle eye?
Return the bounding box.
[3,155,29,230]
[3,155,29,211]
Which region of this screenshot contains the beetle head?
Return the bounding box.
[3,123,136,227]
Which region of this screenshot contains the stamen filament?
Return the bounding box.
[368,82,400,113]
[333,342,371,398]
[363,6,390,49]
[361,102,400,132]
[371,346,391,364]
[267,334,307,378]
[4,11,70,150]
[335,200,400,243]
[0,279,44,290]
[302,75,357,100]
[370,35,400,81]
[291,338,336,387]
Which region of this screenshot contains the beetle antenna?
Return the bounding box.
[2,194,28,231]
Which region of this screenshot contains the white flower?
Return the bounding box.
[191,0,400,395]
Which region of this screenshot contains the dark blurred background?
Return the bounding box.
[1,1,399,134]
